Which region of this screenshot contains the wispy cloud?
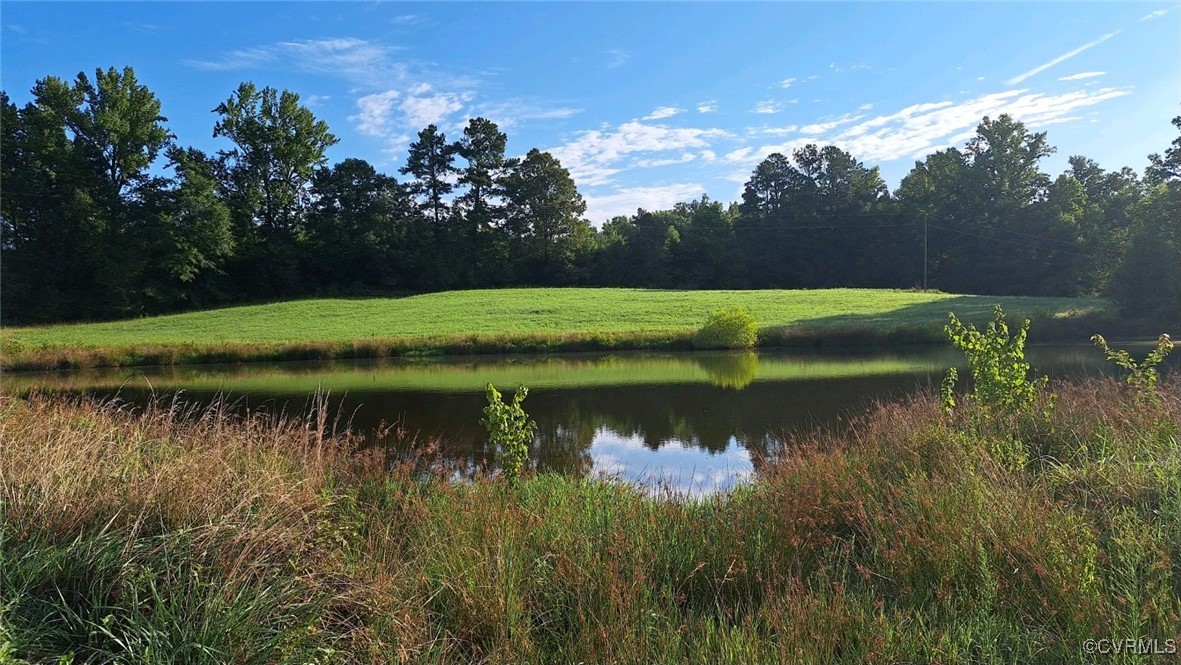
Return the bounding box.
[779,77,797,88]
[604,48,629,69]
[1058,71,1105,81]
[122,21,161,32]
[186,37,407,87]
[1140,9,1168,21]
[550,121,729,186]
[749,125,800,138]
[473,100,583,129]
[193,35,579,157]
[1005,32,1118,85]
[632,152,697,168]
[800,113,863,135]
[583,183,705,225]
[350,83,472,150]
[351,90,402,137]
[722,146,760,165]
[751,87,1127,168]
[753,100,781,114]
[399,84,471,129]
[643,106,684,121]
[697,100,718,113]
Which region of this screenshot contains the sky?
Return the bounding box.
[3,1,1178,225]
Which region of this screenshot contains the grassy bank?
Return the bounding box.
[3,378,1180,663]
[0,288,1106,371]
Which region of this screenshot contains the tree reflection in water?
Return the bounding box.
[14,345,1129,493]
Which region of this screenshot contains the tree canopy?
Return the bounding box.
[2,67,1177,330]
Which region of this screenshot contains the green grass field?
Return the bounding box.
[1,288,1105,370]
[4,288,1101,347]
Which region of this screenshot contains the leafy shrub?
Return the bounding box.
[695,308,758,349]
[1091,333,1174,396]
[939,367,958,415]
[481,383,536,487]
[943,305,1046,413]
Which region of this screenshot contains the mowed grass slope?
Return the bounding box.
[4,288,1100,348]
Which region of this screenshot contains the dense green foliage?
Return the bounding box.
[482,383,537,487]
[4,375,1180,663]
[3,67,1177,329]
[694,307,759,349]
[943,305,1046,414]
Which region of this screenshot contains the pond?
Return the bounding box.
[3,344,1161,495]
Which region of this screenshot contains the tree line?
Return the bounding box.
[2,66,1178,327]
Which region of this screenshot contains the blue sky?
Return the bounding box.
[3,2,1178,225]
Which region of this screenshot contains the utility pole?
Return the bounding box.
[923,212,928,291]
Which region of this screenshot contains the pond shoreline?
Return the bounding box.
[0,309,1140,372]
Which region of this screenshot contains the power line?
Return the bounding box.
[926,223,1105,259]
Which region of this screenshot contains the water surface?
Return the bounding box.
[4,344,1153,494]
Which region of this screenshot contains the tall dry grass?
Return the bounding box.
[2,378,1179,663]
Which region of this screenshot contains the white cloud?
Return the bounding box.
[858,103,874,111]
[753,125,800,137]
[1140,9,1168,21]
[1005,31,1119,85]
[718,86,1129,171]
[473,101,582,128]
[817,87,1129,163]
[186,37,403,87]
[722,146,758,164]
[1058,71,1106,81]
[583,183,705,225]
[700,150,717,162]
[350,85,472,144]
[605,48,629,69]
[632,152,697,168]
[749,137,816,162]
[643,106,684,120]
[351,90,400,136]
[800,113,863,135]
[400,85,470,128]
[779,77,797,88]
[753,100,781,114]
[697,100,718,113]
[303,94,331,108]
[549,121,730,187]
